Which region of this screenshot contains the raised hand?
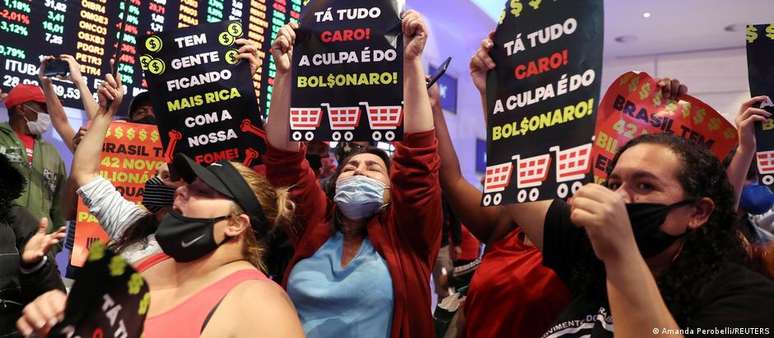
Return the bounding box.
[402,10,428,62]
[97,73,124,116]
[236,38,261,77]
[21,218,66,265]
[470,31,496,95]
[37,55,56,83]
[271,22,298,76]
[735,96,772,152]
[60,54,85,85]
[656,78,688,101]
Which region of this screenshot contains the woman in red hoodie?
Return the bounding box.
[265,10,442,338]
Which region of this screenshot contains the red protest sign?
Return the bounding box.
[71,122,165,267]
[591,72,738,184]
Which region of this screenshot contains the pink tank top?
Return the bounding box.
[143,269,270,338]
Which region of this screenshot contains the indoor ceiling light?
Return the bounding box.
[642,12,652,18]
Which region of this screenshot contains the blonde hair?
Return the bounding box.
[229,162,295,270]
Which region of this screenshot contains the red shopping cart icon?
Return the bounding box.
[289,107,323,141]
[509,153,551,203]
[323,103,361,141]
[550,143,592,198]
[482,162,513,206]
[361,102,403,141]
[514,154,551,188]
[484,163,513,193]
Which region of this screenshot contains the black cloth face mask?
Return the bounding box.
[626,200,695,258]
[155,210,231,262]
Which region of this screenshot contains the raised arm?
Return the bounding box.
[390,11,442,256]
[726,96,771,207]
[264,22,330,245]
[38,56,76,152]
[60,54,99,120]
[265,22,300,152]
[71,74,123,187]
[401,11,432,134]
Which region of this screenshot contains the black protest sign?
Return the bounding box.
[140,21,266,168]
[482,0,603,206]
[746,24,774,187]
[50,242,150,338]
[291,0,403,142]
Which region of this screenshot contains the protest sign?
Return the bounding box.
[746,24,774,186]
[140,21,266,167]
[71,121,164,267]
[51,242,150,338]
[591,72,738,184]
[291,0,403,142]
[482,0,603,206]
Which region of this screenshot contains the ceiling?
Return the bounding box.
[470,0,774,58]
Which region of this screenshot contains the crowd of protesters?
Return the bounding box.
[1,9,773,338]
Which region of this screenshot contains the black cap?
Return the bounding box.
[172,153,269,235]
[129,91,152,118]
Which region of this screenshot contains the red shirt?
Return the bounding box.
[266,130,442,338]
[464,228,570,338]
[457,225,480,262]
[15,131,34,163]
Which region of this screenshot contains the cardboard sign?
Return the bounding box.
[482,0,604,206]
[291,0,403,142]
[746,24,774,186]
[71,122,164,267]
[591,72,738,183]
[51,242,150,338]
[141,21,266,167]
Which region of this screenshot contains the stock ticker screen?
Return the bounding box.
[0,0,302,116]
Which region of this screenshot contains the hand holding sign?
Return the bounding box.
[402,10,428,61]
[21,217,66,265]
[469,31,496,95]
[272,22,299,76]
[736,96,772,152]
[235,38,261,76]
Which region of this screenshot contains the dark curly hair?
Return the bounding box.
[568,133,746,325]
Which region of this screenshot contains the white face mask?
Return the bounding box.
[334,175,387,220]
[24,111,51,136]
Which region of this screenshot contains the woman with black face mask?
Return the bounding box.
[19,72,305,338]
[447,129,774,337]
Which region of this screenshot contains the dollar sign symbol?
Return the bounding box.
[708,117,720,131]
[151,130,159,142]
[105,126,112,138]
[127,128,135,141]
[767,24,774,40]
[115,127,124,139]
[510,0,523,17]
[639,83,651,100]
[139,129,147,141]
[327,74,335,88]
[747,25,758,43]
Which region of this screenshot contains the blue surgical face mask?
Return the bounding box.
[334,175,387,220]
[740,183,774,215]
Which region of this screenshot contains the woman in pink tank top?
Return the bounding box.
[16,75,304,338]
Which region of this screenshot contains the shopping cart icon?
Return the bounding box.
[289,107,323,141]
[511,153,551,203]
[361,102,403,141]
[550,143,592,198]
[482,162,513,206]
[322,103,361,141]
[756,150,774,185]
